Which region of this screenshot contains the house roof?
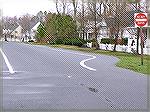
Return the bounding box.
[32,22,41,31]
[30,16,39,30]
[4,22,19,32]
[18,16,40,32]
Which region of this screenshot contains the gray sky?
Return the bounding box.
[0,0,56,17]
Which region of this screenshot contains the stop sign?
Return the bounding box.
[134,13,148,27]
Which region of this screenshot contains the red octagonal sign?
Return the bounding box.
[134,13,148,27]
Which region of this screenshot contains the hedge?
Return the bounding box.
[101,38,128,45]
[49,37,87,47]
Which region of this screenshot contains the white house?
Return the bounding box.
[146,27,150,55]
[11,24,23,41]
[21,20,40,42]
[79,19,108,41]
[3,22,23,42]
[30,21,41,41]
[123,26,150,54]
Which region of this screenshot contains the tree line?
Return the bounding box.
[2,0,149,52]
[37,0,149,51]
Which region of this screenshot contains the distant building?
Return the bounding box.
[3,22,23,41]
[11,24,23,41]
[21,14,43,42]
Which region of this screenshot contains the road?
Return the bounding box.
[0,42,148,111]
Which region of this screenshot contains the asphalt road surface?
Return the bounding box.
[0,42,148,112]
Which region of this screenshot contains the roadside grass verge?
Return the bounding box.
[29,43,150,75]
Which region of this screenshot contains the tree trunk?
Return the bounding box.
[56,0,60,14]
[95,40,99,50]
[62,2,66,15]
[93,2,99,50]
[82,30,85,40]
[113,32,119,51]
[81,0,85,40]
[72,0,77,21]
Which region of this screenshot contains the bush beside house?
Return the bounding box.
[49,37,87,47]
[101,38,128,45]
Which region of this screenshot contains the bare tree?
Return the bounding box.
[2,16,19,40]
[147,0,150,25]
[80,0,86,40]
[0,10,3,39]
[76,0,89,40]
[127,0,142,54]
[55,0,71,15]
[71,0,79,21]
[56,0,60,14]
[0,24,2,39]
[103,0,132,51]
[87,0,100,49]
[147,0,150,12]
[18,14,32,41]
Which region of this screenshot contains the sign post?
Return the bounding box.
[134,13,148,65]
[140,27,144,65]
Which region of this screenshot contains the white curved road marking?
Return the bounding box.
[80,56,96,71]
[44,47,97,71]
[0,48,15,74]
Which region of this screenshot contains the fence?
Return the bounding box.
[99,43,150,55]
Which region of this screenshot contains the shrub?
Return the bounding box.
[123,38,128,45]
[63,37,86,47]
[49,37,87,47]
[117,38,128,45]
[86,40,92,43]
[72,38,85,47]
[28,40,34,42]
[101,38,128,45]
[101,38,115,44]
[63,38,72,45]
[91,38,97,42]
[48,38,64,45]
[55,38,63,44]
[49,40,55,45]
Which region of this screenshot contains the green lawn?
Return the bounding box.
[29,43,150,75]
[116,56,149,75]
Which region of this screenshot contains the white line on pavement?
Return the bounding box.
[0,48,15,74]
[80,56,96,71]
[55,49,97,71]
[43,47,97,71]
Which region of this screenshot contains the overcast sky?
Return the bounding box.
[0,0,56,17]
[0,0,148,17]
